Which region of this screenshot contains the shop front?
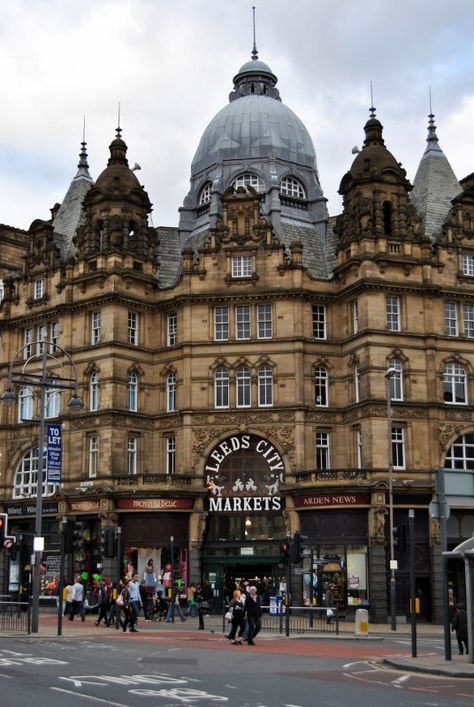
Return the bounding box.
[4,500,60,602]
[200,433,287,606]
[117,498,194,590]
[295,493,371,617]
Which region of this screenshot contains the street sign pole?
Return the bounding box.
[436,467,451,661]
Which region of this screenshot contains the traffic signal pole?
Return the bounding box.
[57,517,67,636]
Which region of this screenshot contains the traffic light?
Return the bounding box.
[289,532,301,563]
[279,540,290,563]
[0,513,6,545]
[65,519,84,554]
[100,526,116,558]
[392,526,398,547]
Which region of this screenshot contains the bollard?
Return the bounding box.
[355,608,369,637]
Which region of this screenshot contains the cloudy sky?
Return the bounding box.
[1,0,473,230]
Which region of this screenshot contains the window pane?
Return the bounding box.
[386,296,400,331]
[312,305,326,339]
[236,305,251,339]
[236,366,251,407]
[257,304,272,339]
[214,306,229,340]
[258,365,273,406]
[215,367,229,408]
[444,302,458,336]
[315,366,328,406]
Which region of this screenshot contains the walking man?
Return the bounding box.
[69,575,85,621]
[128,572,141,632]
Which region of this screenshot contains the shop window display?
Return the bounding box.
[302,544,368,614]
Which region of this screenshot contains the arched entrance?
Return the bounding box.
[200,433,287,606]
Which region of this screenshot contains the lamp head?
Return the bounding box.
[1,388,17,405]
[384,367,398,379]
[67,394,84,411]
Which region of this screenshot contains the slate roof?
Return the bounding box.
[156,226,182,288]
[53,144,93,260]
[280,220,332,280]
[411,115,461,241]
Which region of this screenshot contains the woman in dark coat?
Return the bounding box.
[452,603,468,655]
[228,589,246,645]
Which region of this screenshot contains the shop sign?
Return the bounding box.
[294,494,370,508]
[116,498,194,510]
[46,423,62,483]
[4,501,58,516]
[70,501,101,512]
[205,434,284,513]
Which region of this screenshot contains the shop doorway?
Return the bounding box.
[217,561,282,605]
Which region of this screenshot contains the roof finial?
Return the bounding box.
[426,86,439,147]
[116,102,122,138]
[78,115,89,170]
[369,80,376,118]
[251,6,258,60]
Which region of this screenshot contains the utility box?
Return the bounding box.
[355,608,369,637]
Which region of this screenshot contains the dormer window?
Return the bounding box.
[232,255,252,278]
[232,173,265,193]
[280,176,306,200]
[34,278,45,300]
[199,182,212,205]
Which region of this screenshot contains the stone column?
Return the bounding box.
[369,497,389,623]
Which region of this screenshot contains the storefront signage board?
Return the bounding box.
[5,502,59,516]
[294,494,370,508]
[117,498,194,510]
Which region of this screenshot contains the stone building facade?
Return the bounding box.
[0,48,473,622]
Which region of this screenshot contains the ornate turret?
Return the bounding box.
[336,108,420,251]
[75,128,154,260]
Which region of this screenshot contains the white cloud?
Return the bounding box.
[1,0,473,229]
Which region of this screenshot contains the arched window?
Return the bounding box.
[90,371,99,412]
[232,173,265,193]
[199,181,212,205]
[18,386,33,422]
[236,365,251,407]
[13,447,56,499]
[214,367,229,408]
[445,432,474,470]
[258,365,273,407]
[45,381,60,418]
[128,371,138,412]
[167,371,176,412]
[443,363,468,405]
[314,365,328,407]
[280,176,306,200]
[388,358,403,401]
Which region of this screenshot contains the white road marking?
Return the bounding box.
[391,675,410,685]
[50,687,130,706]
[342,661,366,668]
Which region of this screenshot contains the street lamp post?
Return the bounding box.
[385,366,397,631]
[1,341,83,634]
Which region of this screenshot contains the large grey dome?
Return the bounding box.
[191,94,317,177]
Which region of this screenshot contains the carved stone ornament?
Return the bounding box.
[438,422,465,452]
[369,505,387,546]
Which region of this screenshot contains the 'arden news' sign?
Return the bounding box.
[205,434,284,513]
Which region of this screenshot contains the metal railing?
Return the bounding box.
[0,601,30,633]
[223,604,339,635]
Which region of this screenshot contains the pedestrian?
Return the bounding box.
[227,589,246,645]
[452,603,469,655]
[139,579,151,620]
[186,582,198,618]
[118,579,133,632]
[63,578,74,617]
[165,583,187,622]
[107,582,119,626]
[69,575,85,621]
[95,580,110,626]
[128,572,141,632]
[245,585,262,645]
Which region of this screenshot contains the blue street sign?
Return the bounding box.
[47,423,62,483]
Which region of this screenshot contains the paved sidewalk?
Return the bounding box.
[4,611,473,679]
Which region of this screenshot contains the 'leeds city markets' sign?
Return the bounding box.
[205,434,284,512]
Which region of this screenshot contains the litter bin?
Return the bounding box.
[355,608,369,636]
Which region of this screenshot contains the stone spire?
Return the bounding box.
[411,111,461,241]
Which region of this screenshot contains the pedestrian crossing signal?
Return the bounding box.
[0,514,6,545]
